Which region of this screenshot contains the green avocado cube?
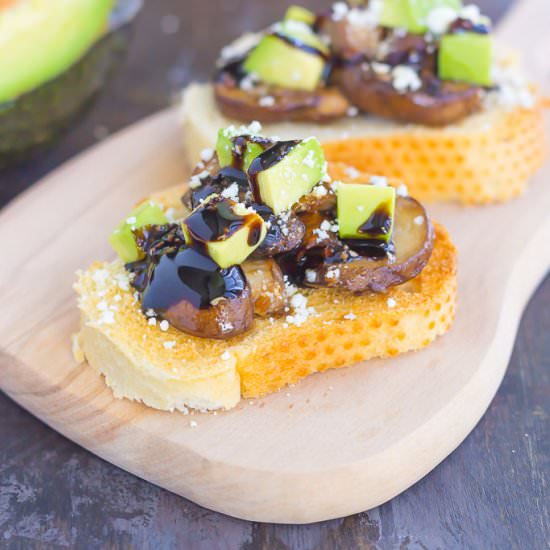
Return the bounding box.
[243,21,327,91]
[438,32,493,86]
[381,0,462,34]
[337,183,396,242]
[109,202,168,263]
[251,138,326,214]
[182,197,267,268]
[284,5,316,26]
[216,127,266,170]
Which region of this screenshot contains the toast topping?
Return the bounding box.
[110,126,435,339]
[211,1,534,126]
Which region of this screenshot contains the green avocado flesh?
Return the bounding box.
[284,5,316,26]
[109,202,168,263]
[439,32,493,86]
[380,0,462,33]
[183,197,267,269]
[216,128,265,170]
[243,21,327,91]
[337,183,396,242]
[0,0,114,103]
[254,138,325,214]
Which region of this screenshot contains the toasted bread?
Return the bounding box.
[74,169,457,412]
[180,82,547,205]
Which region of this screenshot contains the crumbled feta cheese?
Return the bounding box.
[159,320,170,331]
[259,95,275,107]
[332,2,349,21]
[396,184,409,197]
[190,420,198,428]
[370,175,388,187]
[371,62,391,75]
[92,269,109,287]
[221,351,231,360]
[148,317,157,326]
[248,120,262,134]
[426,6,458,34]
[312,184,328,197]
[313,227,330,241]
[357,205,365,212]
[347,106,359,117]
[96,300,108,312]
[221,182,240,201]
[200,148,214,162]
[326,268,340,280]
[164,341,176,350]
[344,312,357,320]
[98,310,115,325]
[345,166,360,179]
[126,216,137,225]
[387,297,397,308]
[286,293,317,326]
[414,215,424,225]
[305,269,318,283]
[392,65,422,93]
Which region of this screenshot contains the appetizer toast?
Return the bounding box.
[74,152,457,412]
[181,1,547,204]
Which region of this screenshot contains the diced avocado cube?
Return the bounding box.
[109,202,168,263]
[337,183,396,242]
[284,5,316,26]
[216,127,266,170]
[250,138,326,214]
[438,32,493,86]
[182,196,267,268]
[381,0,462,34]
[243,23,327,91]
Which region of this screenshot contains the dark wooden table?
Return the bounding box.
[1,1,548,548]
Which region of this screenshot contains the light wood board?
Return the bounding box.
[1,0,549,524]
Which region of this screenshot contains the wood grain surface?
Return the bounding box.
[1,0,549,548]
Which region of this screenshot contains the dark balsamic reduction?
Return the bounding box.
[272,32,329,61]
[141,247,247,311]
[344,238,394,260]
[247,140,300,203]
[358,204,392,236]
[184,196,260,245]
[448,18,490,35]
[230,135,273,171]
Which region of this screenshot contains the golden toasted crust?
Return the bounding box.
[75,170,457,410]
[180,83,547,204]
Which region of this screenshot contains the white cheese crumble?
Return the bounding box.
[189,170,210,189]
[345,166,360,179]
[387,297,397,308]
[426,6,458,34]
[221,351,231,360]
[392,65,422,93]
[286,293,317,326]
[221,182,240,201]
[347,106,359,117]
[159,320,170,331]
[163,341,176,350]
[370,175,388,187]
[148,317,157,326]
[414,215,424,225]
[332,2,349,21]
[371,62,391,75]
[189,420,198,428]
[305,269,318,283]
[200,148,214,162]
[396,184,409,197]
[312,184,328,197]
[259,95,275,107]
[344,312,357,320]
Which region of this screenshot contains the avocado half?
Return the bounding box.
[0,0,143,168]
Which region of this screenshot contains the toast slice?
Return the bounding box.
[180,82,547,205]
[74,167,457,412]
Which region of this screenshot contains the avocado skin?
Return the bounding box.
[0,0,141,169]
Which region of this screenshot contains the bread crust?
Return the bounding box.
[75,174,457,410]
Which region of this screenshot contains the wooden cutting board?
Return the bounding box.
[1,0,549,524]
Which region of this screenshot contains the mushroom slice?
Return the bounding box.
[251,206,306,258]
[338,64,483,126]
[242,258,287,317]
[214,74,350,123]
[306,196,435,293]
[141,247,253,339]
